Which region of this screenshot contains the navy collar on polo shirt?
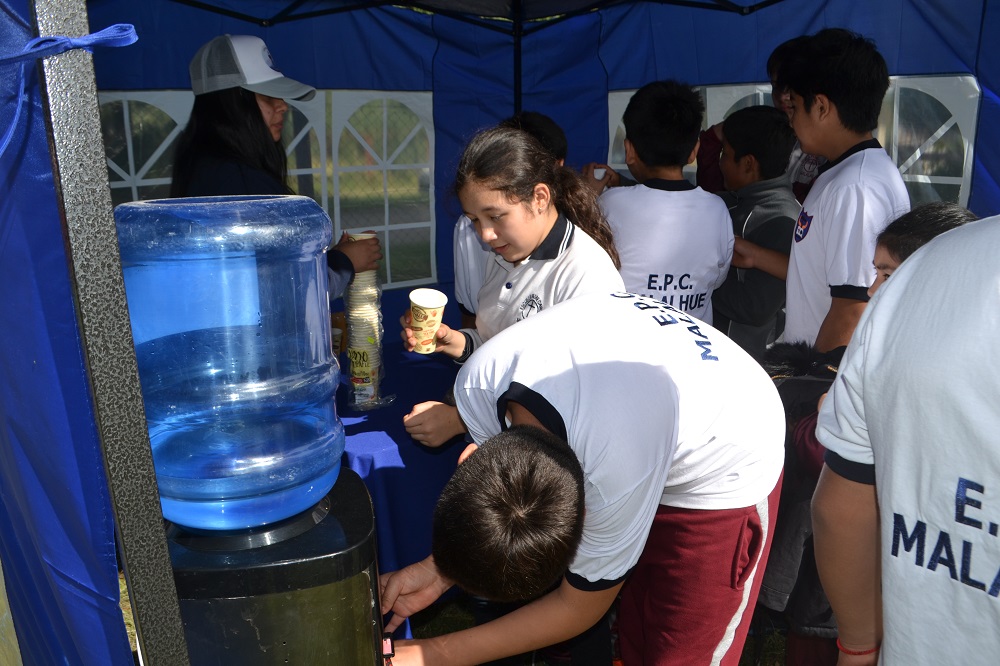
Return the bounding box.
[531,212,571,261]
[643,178,697,192]
[819,138,883,175]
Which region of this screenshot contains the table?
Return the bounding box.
[336,286,465,635]
[339,344,463,574]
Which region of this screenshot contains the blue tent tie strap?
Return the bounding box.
[0,23,138,161]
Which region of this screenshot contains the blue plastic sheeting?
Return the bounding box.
[85,0,1000,266]
[0,1,133,664]
[969,0,1000,216]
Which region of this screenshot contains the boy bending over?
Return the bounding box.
[381,292,785,665]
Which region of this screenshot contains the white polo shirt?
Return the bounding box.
[456,292,785,588]
[817,217,1000,664]
[465,214,624,350]
[453,214,492,316]
[600,179,733,324]
[784,141,910,344]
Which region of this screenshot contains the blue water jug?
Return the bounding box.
[115,195,344,530]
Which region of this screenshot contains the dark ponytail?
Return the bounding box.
[552,166,620,269]
[455,126,620,269]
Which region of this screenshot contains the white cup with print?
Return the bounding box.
[409,288,448,354]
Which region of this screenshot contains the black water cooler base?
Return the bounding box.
[166,468,383,665]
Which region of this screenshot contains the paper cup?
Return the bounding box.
[348,232,377,242]
[409,288,448,354]
[351,271,379,285]
[347,345,381,374]
[346,314,380,328]
[348,284,380,301]
[592,167,607,180]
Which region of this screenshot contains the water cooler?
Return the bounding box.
[115,195,386,664]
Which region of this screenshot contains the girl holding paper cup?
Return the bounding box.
[401,125,625,447]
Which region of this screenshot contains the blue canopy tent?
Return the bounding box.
[2,0,998,662]
[83,0,1000,283]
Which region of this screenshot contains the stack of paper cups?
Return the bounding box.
[344,233,385,409]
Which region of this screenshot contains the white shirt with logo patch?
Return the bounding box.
[784,145,909,344]
[600,180,733,324]
[453,214,492,316]
[466,214,624,349]
[456,292,785,586]
[817,218,1000,664]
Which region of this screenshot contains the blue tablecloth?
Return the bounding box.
[336,286,465,635]
[339,344,463,574]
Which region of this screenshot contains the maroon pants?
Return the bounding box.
[618,475,782,665]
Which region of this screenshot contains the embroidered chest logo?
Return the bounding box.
[794,210,814,242]
[516,294,543,322]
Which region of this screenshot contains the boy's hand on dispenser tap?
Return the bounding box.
[380,555,453,635]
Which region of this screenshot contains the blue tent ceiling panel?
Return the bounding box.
[429,12,516,275]
[292,7,435,90]
[163,0,783,24]
[87,2,436,91]
[84,0,1000,277]
[519,11,609,167]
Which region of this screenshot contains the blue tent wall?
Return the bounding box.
[0,1,135,663]
[85,0,1000,286]
[970,0,999,215]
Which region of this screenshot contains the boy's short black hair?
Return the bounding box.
[722,106,797,180]
[500,111,568,162]
[623,80,704,168]
[431,425,585,602]
[877,202,978,264]
[781,28,889,134]
[766,36,808,83]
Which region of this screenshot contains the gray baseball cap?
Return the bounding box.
[189,34,316,101]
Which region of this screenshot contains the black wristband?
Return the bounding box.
[455,331,474,364]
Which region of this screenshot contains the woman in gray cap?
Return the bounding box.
[170,35,380,285]
[170,34,315,197]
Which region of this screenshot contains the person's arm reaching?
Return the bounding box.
[814,297,867,353]
[713,217,793,327]
[326,247,355,300]
[380,556,455,634]
[812,464,881,664]
[581,162,615,194]
[388,577,622,666]
[327,231,382,298]
[332,231,382,272]
[731,237,789,281]
[403,402,467,447]
[385,399,624,664]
